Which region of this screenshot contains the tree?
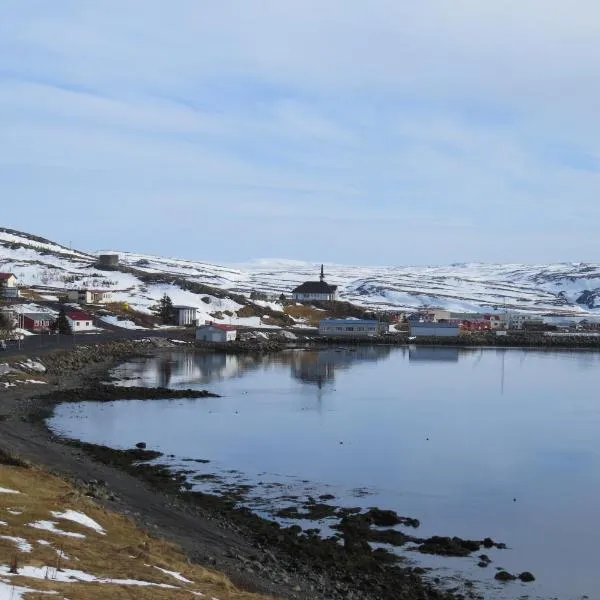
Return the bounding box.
[158,294,174,324]
[0,311,13,339]
[55,307,72,335]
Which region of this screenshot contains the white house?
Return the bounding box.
[172,305,198,326]
[499,313,540,330]
[319,319,388,337]
[196,323,237,343]
[291,265,337,302]
[66,310,94,331]
[0,273,20,299]
[66,289,112,304]
[409,322,460,337]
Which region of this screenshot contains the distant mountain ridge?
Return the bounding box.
[1,227,599,316]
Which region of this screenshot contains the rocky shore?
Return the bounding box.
[0,338,518,600]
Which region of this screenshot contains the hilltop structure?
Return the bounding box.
[291,265,337,302]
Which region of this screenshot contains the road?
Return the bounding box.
[0,327,189,358]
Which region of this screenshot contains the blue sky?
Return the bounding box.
[1,1,600,265]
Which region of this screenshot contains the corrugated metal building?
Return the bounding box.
[409,322,460,338]
[319,319,388,337]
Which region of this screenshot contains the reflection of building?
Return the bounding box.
[408,347,459,362]
[290,346,393,388]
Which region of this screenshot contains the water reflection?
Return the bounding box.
[290,346,394,388]
[56,346,600,600]
[408,346,460,362]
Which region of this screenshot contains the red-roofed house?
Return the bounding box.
[66,310,94,331]
[195,323,237,343]
[0,273,19,299]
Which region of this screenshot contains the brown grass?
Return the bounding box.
[283,305,326,327]
[0,463,276,600]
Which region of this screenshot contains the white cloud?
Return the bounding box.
[1,1,600,263]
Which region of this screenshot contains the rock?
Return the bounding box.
[518,571,535,582]
[494,570,516,582]
[364,508,402,527]
[477,561,488,568]
[135,442,147,449]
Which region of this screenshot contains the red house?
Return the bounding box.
[22,312,55,332]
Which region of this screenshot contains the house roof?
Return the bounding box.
[66,311,93,321]
[292,281,338,294]
[0,273,15,280]
[22,312,54,321]
[320,319,380,325]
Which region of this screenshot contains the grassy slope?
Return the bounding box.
[0,462,275,600]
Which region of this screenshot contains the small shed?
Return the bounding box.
[98,254,120,268]
[196,323,237,343]
[172,305,198,326]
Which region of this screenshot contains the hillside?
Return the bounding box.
[1,227,600,322]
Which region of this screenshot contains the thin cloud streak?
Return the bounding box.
[1,1,600,263]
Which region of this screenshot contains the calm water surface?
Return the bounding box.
[49,347,600,600]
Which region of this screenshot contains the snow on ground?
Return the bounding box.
[0,564,177,588]
[154,566,193,583]
[0,488,20,495]
[6,227,600,316]
[28,520,86,538]
[98,315,145,329]
[15,359,46,373]
[0,522,6,527]
[0,536,33,553]
[0,579,54,599]
[50,510,105,535]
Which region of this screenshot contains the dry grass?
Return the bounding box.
[283,305,326,327]
[0,463,276,600]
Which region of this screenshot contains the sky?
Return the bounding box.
[1,1,600,266]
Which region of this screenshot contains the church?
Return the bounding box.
[291,265,338,302]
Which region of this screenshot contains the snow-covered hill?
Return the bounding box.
[1,227,600,318]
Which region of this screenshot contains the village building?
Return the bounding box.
[66,289,112,304]
[0,273,20,299]
[172,305,198,326]
[319,319,388,337]
[65,310,94,331]
[409,321,460,338]
[22,312,55,333]
[196,323,237,343]
[499,312,541,330]
[291,265,337,302]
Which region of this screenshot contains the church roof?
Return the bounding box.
[292,280,338,294]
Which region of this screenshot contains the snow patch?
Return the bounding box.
[154,566,193,583]
[0,536,33,553]
[0,488,20,495]
[50,510,105,535]
[28,521,86,539]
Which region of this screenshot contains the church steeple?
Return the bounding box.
[320,264,325,282]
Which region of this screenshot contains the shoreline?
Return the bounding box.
[0,339,466,600]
